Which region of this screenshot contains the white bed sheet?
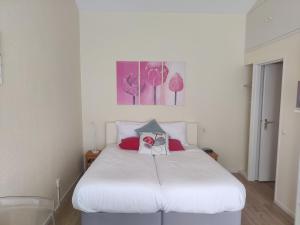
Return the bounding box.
[155,147,246,214]
[72,144,162,213]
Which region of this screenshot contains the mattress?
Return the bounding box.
[155,148,246,214]
[72,145,162,213]
[73,145,246,214]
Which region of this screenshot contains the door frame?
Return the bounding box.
[247,59,284,182]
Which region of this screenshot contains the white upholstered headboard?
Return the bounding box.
[105,121,198,146]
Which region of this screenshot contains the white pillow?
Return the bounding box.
[138,132,169,155]
[116,121,146,143]
[159,122,188,146]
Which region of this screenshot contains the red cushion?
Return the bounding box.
[119,137,139,150]
[119,137,185,151]
[169,139,185,151]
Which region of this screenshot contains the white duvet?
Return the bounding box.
[155,148,246,213]
[72,145,162,213]
[72,145,246,214]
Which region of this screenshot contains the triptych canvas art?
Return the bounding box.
[117,61,185,106]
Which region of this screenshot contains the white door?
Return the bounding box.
[258,63,282,181]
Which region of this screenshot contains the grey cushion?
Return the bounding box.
[135,119,165,135]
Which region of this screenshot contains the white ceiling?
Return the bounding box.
[75,0,258,14]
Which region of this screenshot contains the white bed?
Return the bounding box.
[155,148,246,214]
[73,121,246,225]
[72,144,162,213]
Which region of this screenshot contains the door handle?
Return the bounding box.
[264,119,274,129]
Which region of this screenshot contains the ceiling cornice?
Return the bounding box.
[76,0,258,14]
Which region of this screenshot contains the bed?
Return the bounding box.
[155,147,245,225]
[72,121,246,225]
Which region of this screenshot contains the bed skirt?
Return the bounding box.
[163,211,241,225]
[81,211,241,225]
[81,212,161,225]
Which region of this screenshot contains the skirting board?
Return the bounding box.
[55,173,82,211]
[274,199,295,218]
[44,173,82,225]
[238,170,248,180]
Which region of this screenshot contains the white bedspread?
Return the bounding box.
[155,148,246,214]
[72,145,162,213]
[72,145,246,214]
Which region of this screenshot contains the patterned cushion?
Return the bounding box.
[138,132,169,155]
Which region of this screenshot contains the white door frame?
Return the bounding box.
[248,64,264,181]
[247,59,283,181]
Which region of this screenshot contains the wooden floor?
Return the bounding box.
[55,174,294,225]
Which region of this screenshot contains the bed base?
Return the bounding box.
[81,212,161,225]
[81,211,241,225]
[163,211,241,225]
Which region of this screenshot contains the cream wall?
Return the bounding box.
[245,33,300,215]
[246,0,300,50]
[80,13,249,172]
[0,0,82,206]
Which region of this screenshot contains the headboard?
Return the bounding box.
[106,121,198,146]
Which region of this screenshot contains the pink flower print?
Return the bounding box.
[122,73,139,105]
[145,62,169,104]
[143,136,155,148]
[169,73,184,105]
[162,62,169,81]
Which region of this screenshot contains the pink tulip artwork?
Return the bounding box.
[117,61,185,105]
[117,61,140,105]
[140,61,169,105]
[161,62,185,106]
[169,73,184,105]
[122,73,139,104]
